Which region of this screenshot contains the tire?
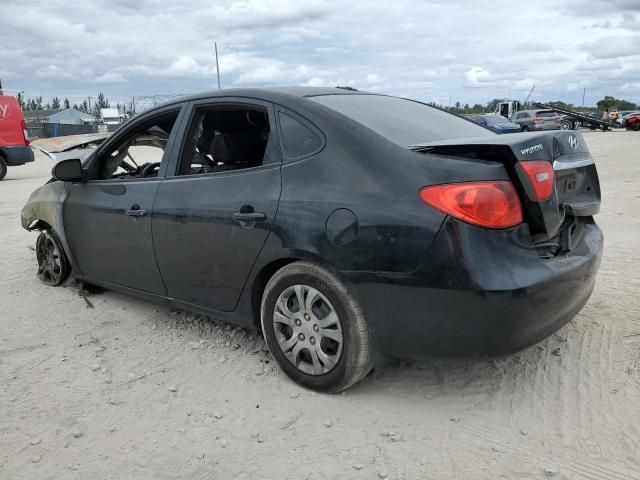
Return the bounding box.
[261,262,372,393]
[634,122,640,132]
[35,230,71,286]
[0,156,7,181]
[560,120,572,130]
[521,125,530,132]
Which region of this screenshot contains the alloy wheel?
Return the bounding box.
[273,284,343,375]
[36,232,65,286]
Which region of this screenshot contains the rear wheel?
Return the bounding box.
[35,231,71,286]
[560,120,572,130]
[261,262,372,393]
[0,157,7,181]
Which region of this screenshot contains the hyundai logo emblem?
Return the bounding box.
[568,135,578,150]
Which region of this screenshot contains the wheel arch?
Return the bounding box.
[249,254,349,329]
[26,218,53,232]
[250,257,300,328]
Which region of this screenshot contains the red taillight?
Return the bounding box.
[21,119,30,145]
[418,181,523,229]
[518,161,554,201]
[532,117,544,123]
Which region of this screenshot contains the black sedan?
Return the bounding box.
[22,87,603,392]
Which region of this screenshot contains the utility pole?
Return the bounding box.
[214,42,221,90]
[582,88,586,108]
[88,96,93,114]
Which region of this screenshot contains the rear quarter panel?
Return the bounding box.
[253,101,512,343]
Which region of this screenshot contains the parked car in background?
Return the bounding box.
[619,111,640,126]
[21,87,603,392]
[472,114,521,134]
[0,94,34,180]
[510,109,561,132]
[614,110,639,125]
[623,113,640,131]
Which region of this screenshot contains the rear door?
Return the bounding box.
[513,112,530,128]
[152,98,282,312]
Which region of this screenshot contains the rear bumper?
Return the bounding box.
[0,145,35,166]
[353,218,603,358]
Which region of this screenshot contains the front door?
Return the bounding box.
[152,99,282,311]
[63,107,184,294]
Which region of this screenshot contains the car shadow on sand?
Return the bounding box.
[67,278,569,399]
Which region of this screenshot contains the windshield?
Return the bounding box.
[309,94,491,146]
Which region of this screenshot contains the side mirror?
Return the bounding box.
[52,158,84,182]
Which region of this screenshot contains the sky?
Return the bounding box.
[0,0,638,108]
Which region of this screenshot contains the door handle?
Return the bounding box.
[232,212,267,222]
[125,204,147,217]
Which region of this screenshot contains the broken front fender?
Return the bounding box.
[21,180,79,274]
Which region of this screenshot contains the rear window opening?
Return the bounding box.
[179,106,270,175]
[309,94,490,146]
[536,111,559,118]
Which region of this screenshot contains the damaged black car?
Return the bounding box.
[22,87,603,392]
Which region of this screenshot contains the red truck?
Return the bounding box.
[0,94,34,180]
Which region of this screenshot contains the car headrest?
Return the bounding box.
[210,132,232,164]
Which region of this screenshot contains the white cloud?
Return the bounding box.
[96,72,126,84]
[235,63,286,84]
[0,0,637,107]
[465,67,490,85]
[35,65,74,80]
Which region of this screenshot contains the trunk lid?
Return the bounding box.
[411,131,601,242]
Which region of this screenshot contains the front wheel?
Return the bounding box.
[35,231,71,286]
[561,120,573,130]
[261,262,372,393]
[0,157,7,181]
[521,125,530,132]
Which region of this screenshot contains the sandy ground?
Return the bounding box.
[1,131,639,480]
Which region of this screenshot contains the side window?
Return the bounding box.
[94,110,179,180]
[278,112,322,159]
[178,105,271,175]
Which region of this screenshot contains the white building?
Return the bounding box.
[100,108,122,125]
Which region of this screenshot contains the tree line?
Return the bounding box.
[16,92,135,117]
[13,91,635,118]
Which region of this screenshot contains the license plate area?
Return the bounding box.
[556,172,577,197]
